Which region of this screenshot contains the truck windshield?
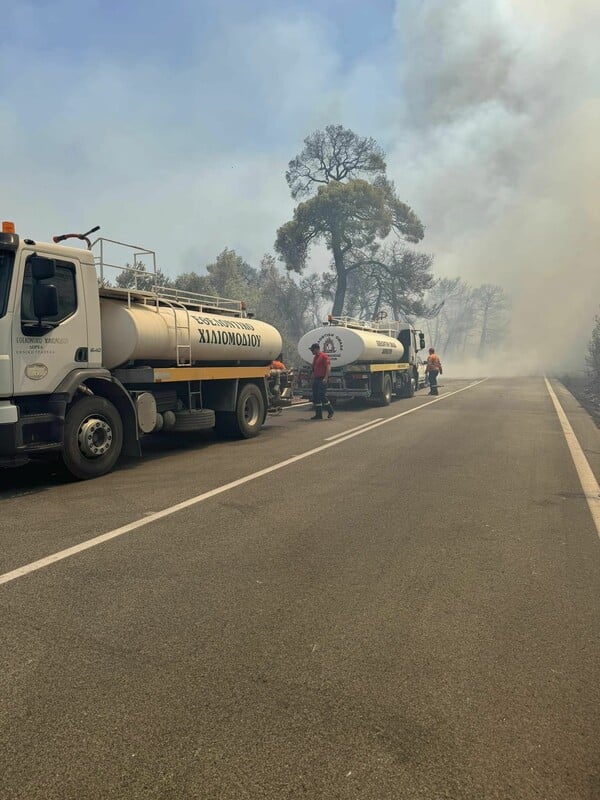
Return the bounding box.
[0,250,15,318]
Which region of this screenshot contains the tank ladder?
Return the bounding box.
[153,297,192,367]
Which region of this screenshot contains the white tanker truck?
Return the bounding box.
[296,317,427,405]
[0,222,283,479]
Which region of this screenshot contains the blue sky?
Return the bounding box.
[2,0,599,364]
[2,0,399,266]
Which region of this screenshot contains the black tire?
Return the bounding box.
[62,396,123,479]
[398,372,416,399]
[377,375,393,406]
[172,409,215,432]
[215,383,265,439]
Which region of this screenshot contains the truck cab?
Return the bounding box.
[0,224,106,468]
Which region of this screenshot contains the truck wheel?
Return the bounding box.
[62,396,123,479]
[378,375,393,406]
[215,383,265,439]
[172,409,216,432]
[399,373,416,399]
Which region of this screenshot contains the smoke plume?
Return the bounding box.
[389,0,600,373]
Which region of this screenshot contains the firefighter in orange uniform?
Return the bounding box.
[270,353,286,372]
[426,348,443,395]
[269,353,286,402]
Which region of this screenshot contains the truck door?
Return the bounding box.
[0,248,16,398]
[12,252,89,396]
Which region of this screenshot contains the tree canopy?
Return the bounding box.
[286,124,386,199]
[276,125,425,317]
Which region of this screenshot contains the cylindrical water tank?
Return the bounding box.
[100,299,282,369]
[298,325,404,367]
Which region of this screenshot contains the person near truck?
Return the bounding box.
[270,353,286,372]
[309,343,334,420]
[426,347,443,395]
[269,353,287,402]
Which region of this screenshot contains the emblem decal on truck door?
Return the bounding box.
[25,363,49,380]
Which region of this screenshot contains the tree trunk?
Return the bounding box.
[478,305,489,357]
[331,234,347,317]
[372,285,384,320]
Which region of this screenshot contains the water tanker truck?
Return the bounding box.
[296,317,427,405]
[0,222,283,479]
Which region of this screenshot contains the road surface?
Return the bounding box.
[1,377,599,799]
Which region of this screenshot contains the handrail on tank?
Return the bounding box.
[149,285,244,315]
[327,316,376,331]
[326,316,414,338]
[91,237,157,289]
[92,237,247,317]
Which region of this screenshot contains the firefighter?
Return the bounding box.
[425,347,443,395]
[269,353,286,402]
[270,353,286,372]
[309,343,334,420]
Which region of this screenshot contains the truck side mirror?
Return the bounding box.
[33,283,58,320]
[30,255,56,281]
[419,333,426,350]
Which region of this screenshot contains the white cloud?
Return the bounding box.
[1,5,340,273]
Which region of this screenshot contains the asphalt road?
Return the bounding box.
[1,377,599,800]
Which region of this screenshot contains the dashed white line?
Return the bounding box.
[545,377,600,537]
[0,379,487,587]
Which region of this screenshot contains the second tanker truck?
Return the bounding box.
[295,316,427,405]
[0,222,283,479]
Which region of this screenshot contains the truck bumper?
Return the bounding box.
[0,402,63,465]
[0,401,18,425]
[0,403,22,465]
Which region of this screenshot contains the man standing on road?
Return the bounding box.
[426,347,443,396]
[309,343,334,420]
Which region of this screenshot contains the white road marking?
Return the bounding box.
[325,418,385,441]
[0,379,487,587]
[545,377,600,537]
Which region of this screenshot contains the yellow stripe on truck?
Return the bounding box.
[336,363,409,374]
[152,366,269,382]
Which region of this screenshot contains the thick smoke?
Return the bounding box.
[389,0,600,374]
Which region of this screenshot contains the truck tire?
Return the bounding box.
[215,383,265,439]
[398,373,416,399]
[172,409,216,432]
[377,375,393,406]
[62,396,123,479]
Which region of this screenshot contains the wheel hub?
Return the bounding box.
[243,396,260,426]
[78,417,113,457]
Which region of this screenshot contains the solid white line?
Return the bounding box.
[0,379,487,587]
[545,377,600,537]
[325,418,384,441]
